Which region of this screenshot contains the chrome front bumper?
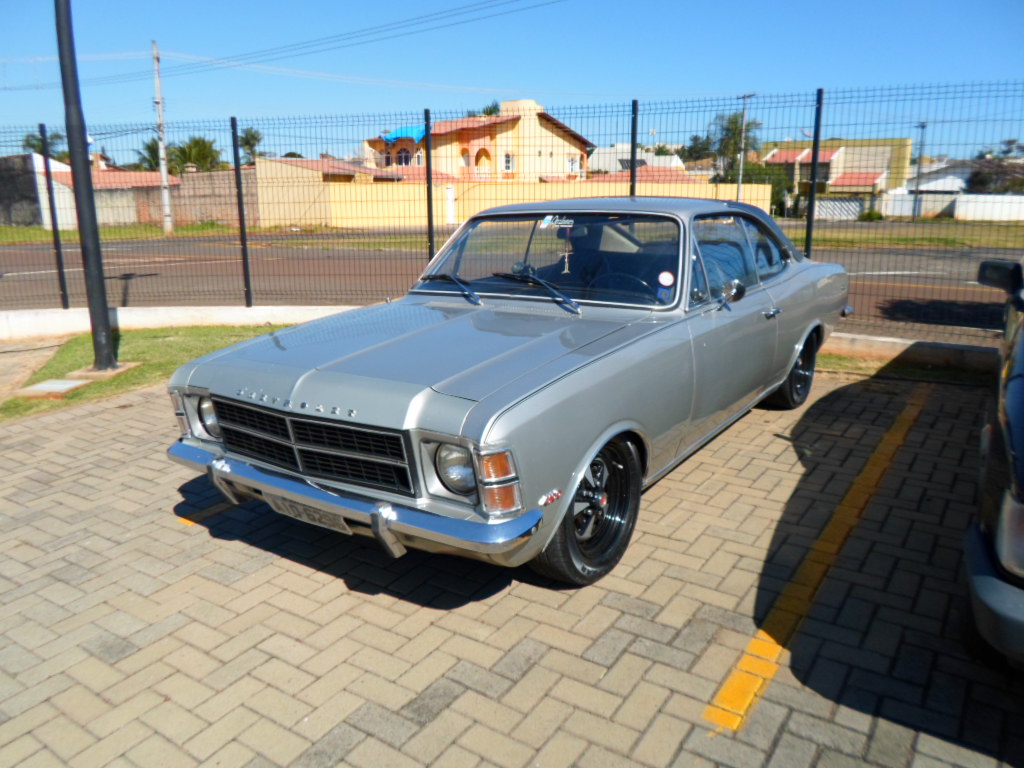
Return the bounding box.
[168,440,543,564]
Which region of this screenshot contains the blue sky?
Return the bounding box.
[2,0,1022,130]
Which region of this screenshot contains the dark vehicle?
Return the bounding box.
[971,259,1024,665]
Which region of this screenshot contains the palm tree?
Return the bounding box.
[170,136,222,173]
[239,127,263,165]
[22,129,66,158]
[710,112,762,176]
[136,137,164,171]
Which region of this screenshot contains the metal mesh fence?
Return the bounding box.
[1,81,1022,343]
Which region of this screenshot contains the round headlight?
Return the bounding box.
[197,397,222,439]
[435,444,476,495]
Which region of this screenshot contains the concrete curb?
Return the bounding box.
[0,306,349,341]
[821,331,999,372]
[0,307,1000,372]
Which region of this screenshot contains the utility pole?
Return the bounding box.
[152,40,174,235]
[912,121,927,222]
[736,93,755,202]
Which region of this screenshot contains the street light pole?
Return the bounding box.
[737,93,755,202]
[152,40,174,235]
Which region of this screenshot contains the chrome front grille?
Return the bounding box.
[212,397,413,495]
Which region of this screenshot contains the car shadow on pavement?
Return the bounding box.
[753,348,1024,764]
[878,298,1003,329]
[173,476,523,608]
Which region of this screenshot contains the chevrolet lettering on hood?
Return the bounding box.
[234,388,354,416]
[168,197,850,585]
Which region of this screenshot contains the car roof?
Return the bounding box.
[474,196,766,219]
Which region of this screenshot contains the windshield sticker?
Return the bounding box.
[540,215,574,229]
[658,271,675,287]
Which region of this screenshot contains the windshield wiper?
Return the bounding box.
[419,273,481,305]
[491,272,581,315]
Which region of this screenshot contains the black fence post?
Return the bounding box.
[230,116,254,307]
[425,108,435,261]
[40,123,69,309]
[629,100,639,197]
[804,88,824,260]
[55,0,116,370]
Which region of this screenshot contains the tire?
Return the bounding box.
[530,438,641,586]
[765,334,818,409]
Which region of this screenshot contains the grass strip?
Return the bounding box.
[0,325,283,422]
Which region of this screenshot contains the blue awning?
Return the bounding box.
[380,124,426,144]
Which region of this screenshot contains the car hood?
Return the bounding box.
[176,299,643,430]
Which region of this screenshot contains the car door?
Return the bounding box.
[737,215,808,381]
[682,215,779,450]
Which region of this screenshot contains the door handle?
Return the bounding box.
[763,307,782,319]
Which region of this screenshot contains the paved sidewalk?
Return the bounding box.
[0,340,65,402]
[1,373,1022,767]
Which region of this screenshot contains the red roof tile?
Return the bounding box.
[765,149,808,164]
[51,170,181,189]
[272,157,400,179]
[766,148,840,163]
[431,115,520,135]
[595,166,704,183]
[830,172,884,187]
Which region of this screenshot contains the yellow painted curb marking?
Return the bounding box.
[702,382,934,731]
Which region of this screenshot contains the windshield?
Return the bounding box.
[416,213,682,308]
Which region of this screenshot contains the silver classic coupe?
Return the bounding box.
[168,197,850,585]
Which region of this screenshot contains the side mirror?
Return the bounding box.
[720,279,746,304]
[978,259,1023,295]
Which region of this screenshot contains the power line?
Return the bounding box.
[0,0,567,92]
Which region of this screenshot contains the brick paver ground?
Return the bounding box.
[1,371,1022,767]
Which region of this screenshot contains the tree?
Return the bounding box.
[136,137,163,172]
[652,143,674,156]
[713,162,792,210]
[677,134,714,162]
[239,127,263,165]
[283,151,304,158]
[169,136,222,173]
[967,139,1024,193]
[22,129,68,161]
[466,100,501,117]
[709,112,762,174]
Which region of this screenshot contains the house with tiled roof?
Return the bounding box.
[363,99,594,182]
[592,165,705,184]
[761,138,912,194]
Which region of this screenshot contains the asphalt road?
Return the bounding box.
[0,236,1010,337]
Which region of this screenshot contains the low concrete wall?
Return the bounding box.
[953,194,1024,222]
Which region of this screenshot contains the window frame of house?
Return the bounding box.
[397,148,411,166]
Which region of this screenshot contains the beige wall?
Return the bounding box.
[256,159,331,228]
[321,181,772,229]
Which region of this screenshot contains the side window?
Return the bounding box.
[739,217,787,281]
[691,216,758,296]
[688,242,711,307]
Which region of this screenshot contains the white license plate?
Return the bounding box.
[265,495,352,535]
